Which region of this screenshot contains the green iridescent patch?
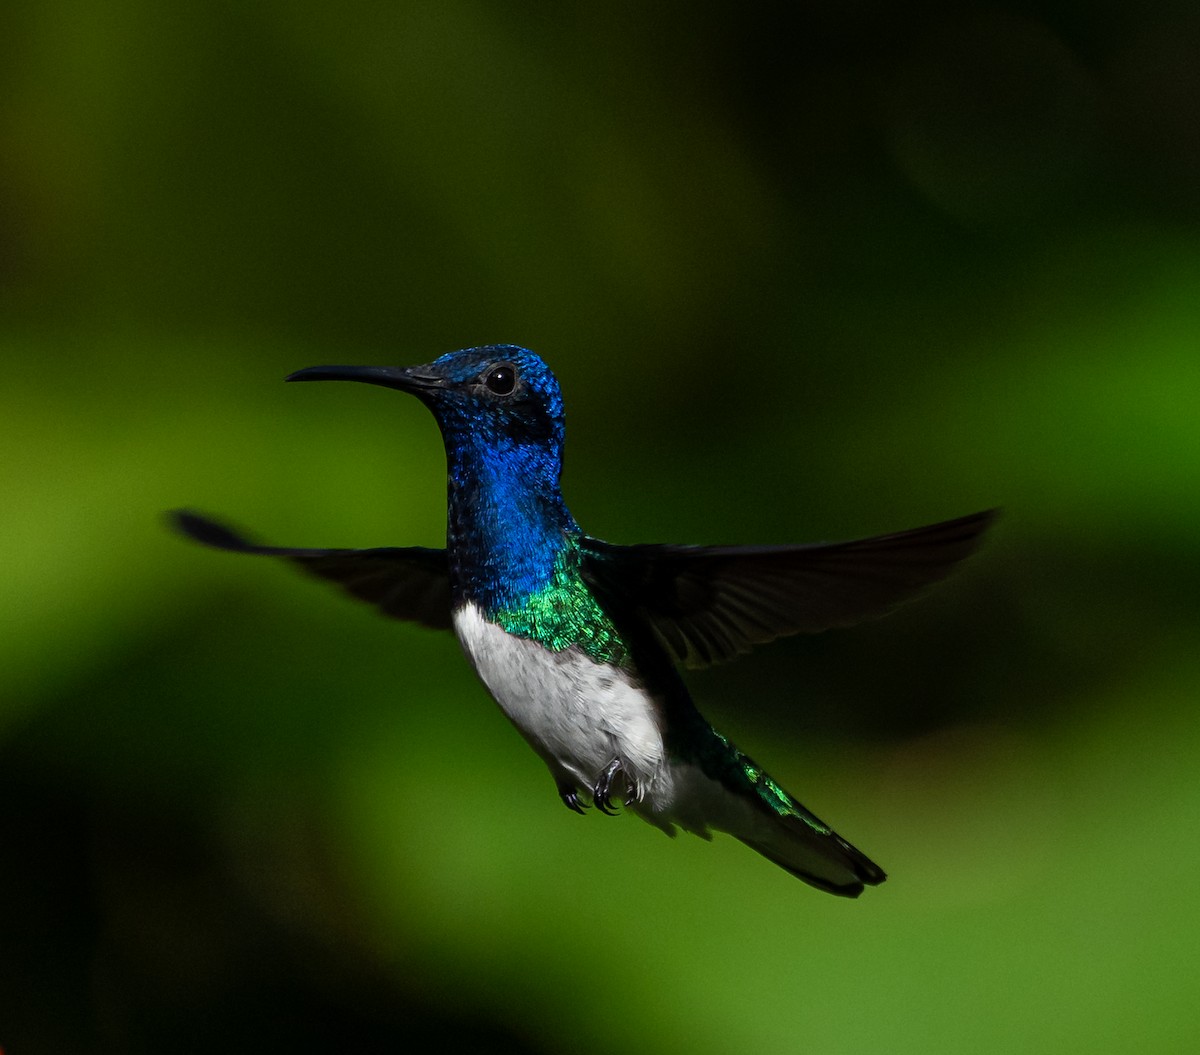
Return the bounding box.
[491,544,630,666]
[707,732,832,835]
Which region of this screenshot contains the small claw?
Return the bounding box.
[593,758,625,816]
[558,782,588,815]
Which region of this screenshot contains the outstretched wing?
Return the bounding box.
[171,510,452,630]
[581,509,997,668]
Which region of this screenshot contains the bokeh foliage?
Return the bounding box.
[2,2,1199,1052]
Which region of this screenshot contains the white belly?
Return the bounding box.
[454,606,876,889]
[452,602,669,800]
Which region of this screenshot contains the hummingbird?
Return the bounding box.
[173,345,994,896]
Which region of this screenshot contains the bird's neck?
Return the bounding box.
[443,434,630,665]
[444,435,579,611]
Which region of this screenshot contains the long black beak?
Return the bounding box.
[285,365,445,392]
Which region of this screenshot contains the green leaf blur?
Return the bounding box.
[2,3,1197,1053]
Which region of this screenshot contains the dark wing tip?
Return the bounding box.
[855,506,1000,558]
[167,509,259,552]
[932,507,1001,549]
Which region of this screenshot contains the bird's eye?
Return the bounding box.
[483,364,517,395]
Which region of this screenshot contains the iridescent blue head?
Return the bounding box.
[287,345,578,605]
[288,344,565,463]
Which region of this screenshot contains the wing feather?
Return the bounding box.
[582,509,997,668]
[170,510,452,630]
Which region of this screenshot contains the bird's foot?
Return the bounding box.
[592,758,637,815]
[558,781,589,815]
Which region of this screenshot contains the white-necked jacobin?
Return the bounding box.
[173,345,995,896]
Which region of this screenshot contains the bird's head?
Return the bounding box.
[287,345,566,453]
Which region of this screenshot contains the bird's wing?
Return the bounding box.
[171,510,452,630]
[581,509,997,668]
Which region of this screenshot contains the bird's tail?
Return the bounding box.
[739,818,886,897]
[729,757,887,897]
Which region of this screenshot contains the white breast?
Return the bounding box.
[452,602,669,801]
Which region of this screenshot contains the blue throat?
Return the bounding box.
[444,431,578,610]
[442,432,630,666]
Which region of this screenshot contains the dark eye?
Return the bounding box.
[483,364,517,395]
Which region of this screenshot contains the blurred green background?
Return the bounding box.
[3,2,1199,1052]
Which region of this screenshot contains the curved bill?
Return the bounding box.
[284,365,445,392]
